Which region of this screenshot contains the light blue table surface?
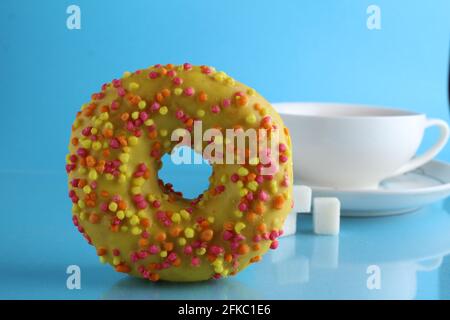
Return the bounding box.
[0,171,449,300]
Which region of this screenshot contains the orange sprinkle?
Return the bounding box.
[120,113,129,121]
[246,212,257,223]
[250,256,261,263]
[138,238,149,248]
[252,243,260,251]
[71,137,79,146]
[223,222,234,231]
[257,223,267,233]
[149,273,160,282]
[161,88,171,97]
[200,229,214,242]
[96,247,107,256]
[115,264,131,273]
[118,200,127,210]
[273,195,285,209]
[238,244,250,255]
[102,149,110,158]
[85,156,96,167]
[100,190,109,198]
[164,242,174,252]
[140,218,151,228]
[225,253,233,263]
[89,213,101,224]
[172,258,182,267]
[155,92,164,103]
[198,91,208,102]
[155,232,166,242]
[169,226,182,237]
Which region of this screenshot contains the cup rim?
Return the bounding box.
[272,102,424,119]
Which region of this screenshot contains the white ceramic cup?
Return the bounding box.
[274,102,450,190]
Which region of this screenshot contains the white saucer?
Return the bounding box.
[303,160,450,217]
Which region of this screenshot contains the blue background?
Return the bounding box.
[0,0,449,299]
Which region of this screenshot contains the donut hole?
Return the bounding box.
[158,146,212,199]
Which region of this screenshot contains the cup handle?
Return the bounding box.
[392,118,449,177]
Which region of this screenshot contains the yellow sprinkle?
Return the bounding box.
[234,210,243,218]
[247,88,256,96]
[82,185,91,194]
[160,129,168,137]
[119,153,130,163]
[79,211,86,220]
[120,226,129,232]
[270,180,278,194]
[125,210,134,218]
[171,213,181,223]
[220,174,228,184]
[245,114,257,124]
[128,82,139,91]
[131,111,139,120]
[118,174,127,184]
[236,181,244,188]
[113,257,121,266]
[131,226,142,235]
[108,202,118,212]
[214,72,226,82]
[128,136,138,146]
[81,139,92,149]
[99,256,106,264]
[88,169,98,180]
[174,88,183,96]
[178,237,187,246]
[138,210,147,218]
[99,112,109,121]
[237,167,249,176]
[214,265,224,273]
[160,251,168,258]
[116,211,125,220]
[239,188,248,197]
[184,227,195,238]
[180,209,190,220]
[207,216,215,223]
[234,222,246,233]
[144,119,154,126]
[138,100,147,109]
[123,71,131,78]
[196,109,205,117]
[132,177,145,186]
[247,181,258,192]
[129,215,140,226]
[92,141,102,151]
[131,186,141,195]
[159,106,168,115]
[196,248,206,255]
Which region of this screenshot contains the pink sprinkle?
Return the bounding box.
[222,98,231,108]
[167,70,176,78]
[173,77,183,85]
[279,143,287,153]
[184,245,193,255]
[168,252,177,261]
[139,112,149,121]
[117,87,126,97]
[149,71,159,79]
[151,102,160,111]
[184,87,195,96]
[270,240,279,250]
[209,245,223,256]
[175,110,184,119]
[191,256,200,266]
[230,174,239,183]
[238,202,248,212]
[149,245,160,254]
[109,138,120,149]
[183,63,192,71]
[253,235,262,243]
[111,101,119,111]
[152,200,161,208]
[270,230,278,240]
[138,163,147,172]
[246,192,254,201]
[133,194,145,202]
[279,155,288,163]
[223,230,233,241]
[137,201,148,209]
[211,104,221,113]
[255,175,264,184]
[258,190,269,202]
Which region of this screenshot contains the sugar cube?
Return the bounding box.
[313,197,340,235]
[293,185,312,213]
[280,210,297,238]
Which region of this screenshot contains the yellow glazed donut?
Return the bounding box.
[66,63,293,282]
